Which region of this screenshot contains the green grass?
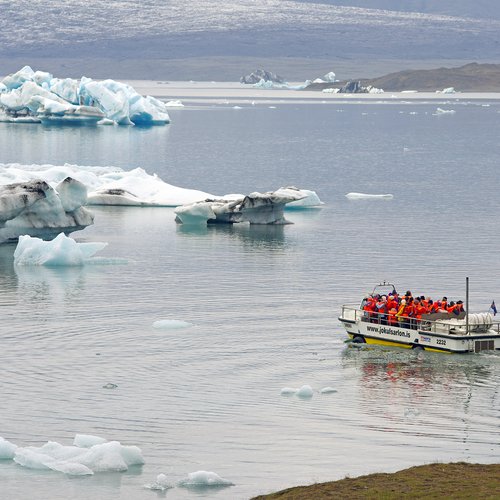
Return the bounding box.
[251,463,500,499]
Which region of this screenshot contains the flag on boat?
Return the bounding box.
[489,301,497,315]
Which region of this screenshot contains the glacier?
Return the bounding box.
[0,66,170,126]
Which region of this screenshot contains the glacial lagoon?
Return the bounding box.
[0,90,499,499]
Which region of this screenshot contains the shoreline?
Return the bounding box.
[251,462,500,499]
[124,80,500,104]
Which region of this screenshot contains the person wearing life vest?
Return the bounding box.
[414,298,428,323]
[440,297,448,311]
[396,299,406,326]
[387,307,399,326]
[375,296,387,324]
[447,301,457,314]
[428,299,439,313]
[362,296,375,321]
[454,300,465,315]
[386,294,398,312]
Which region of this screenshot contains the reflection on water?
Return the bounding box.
[177,222,287,248]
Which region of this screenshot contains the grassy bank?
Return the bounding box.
[252,463,500,499]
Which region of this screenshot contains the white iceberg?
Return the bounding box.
[320,387,338,394]
[0,178,94,243]
[435,107,456,115]
[174,187,320,225]
[7,435,144,476]
[345,192,394,200]
[177,471,234,488]
[14,233,107,266]
[0,66,170,126]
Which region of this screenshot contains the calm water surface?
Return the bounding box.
[0,97,499,499]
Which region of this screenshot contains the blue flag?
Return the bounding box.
[489,301,497,315]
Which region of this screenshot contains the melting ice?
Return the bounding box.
[0,66,170,126]
[14,233,108,266]
[0,435,144,476]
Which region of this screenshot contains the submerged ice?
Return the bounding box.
[0,66,170,126]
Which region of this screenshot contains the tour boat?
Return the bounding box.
[339,280,500,353]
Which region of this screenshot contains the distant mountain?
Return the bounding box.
[1,1,500,80]
[306,63,500,92]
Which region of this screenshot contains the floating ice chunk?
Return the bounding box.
[280,387,297,395]
[73,434,107,448]
[436,87,456,94]
[296,385,314,398]
[178,471,234,488]
[435,107,456,115]
[14,439,144,475]
[320,387,338,394]
[14,233,108,266]
[0,179,94,243]
[0,437,17,459]
[102,383,118,389]
[322,88,339,93]
[345,192,394,200]
[174,201,216,225]
[152,320,194,329]
[144,473,173,491]
[56,177,88,212]
[165,99,184,107]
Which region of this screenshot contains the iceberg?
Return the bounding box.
[14,233,107,266]
[10,436,144,476]
[435,107,456,115]
[144,473,173,491]
[0,66,170,126]
[0,178,94,243]
[345,192,394,200]
[174,187,314,225]
[177,471,234,488]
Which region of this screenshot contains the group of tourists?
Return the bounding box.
[361,290,465,329]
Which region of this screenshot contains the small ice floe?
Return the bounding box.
[11,436,144,475]
[165,100,184,107]
[436,87,456,94]
[233,105,242,109]
[268,106,276,109]
[177,470,234,488]
[281,385,315,397]
[144,473,173,491]
[296,385,314,398]
[152,319,193,329]
[102,383,118,389]
[0,437,18,459]
[345,192,393,200]
[14,233,108,266]
[320,387,338,394]
[434,107,456,115]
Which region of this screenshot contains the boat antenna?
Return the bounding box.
[466,277,469,335]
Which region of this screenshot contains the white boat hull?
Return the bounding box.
[339,306,500,353]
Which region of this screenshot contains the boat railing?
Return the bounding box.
[339,304,500,336]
